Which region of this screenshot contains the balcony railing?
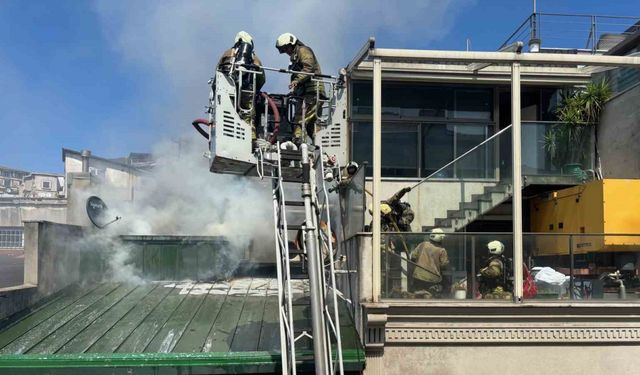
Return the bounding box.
[380,232,640,301]
[500,13,640,54]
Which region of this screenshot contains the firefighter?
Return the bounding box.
[410,228,450,298]
[477,240,513,299]
[381,186,414,232]
[275,32,325,146]
[217,31,266,145]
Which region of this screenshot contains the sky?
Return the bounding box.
[0,0,638,173]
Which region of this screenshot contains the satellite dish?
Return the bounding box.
[86,196,121,228]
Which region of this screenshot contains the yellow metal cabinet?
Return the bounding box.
[530,179,640,255]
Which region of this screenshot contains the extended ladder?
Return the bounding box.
[270,143,344,375]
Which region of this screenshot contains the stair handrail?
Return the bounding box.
[410,124,513,190]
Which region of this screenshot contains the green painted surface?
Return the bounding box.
[87,284,172,353]
[171,287,226,353]
[27,284,137,354]
[257,296,280,351]
[0,279,365,373]
[0,284,119,354]
[116,284,190,353]
[0,285,99,350]
[203,292,246,352]
[230,280,268,352]
[57,284,158,354]
[144,285,209,353]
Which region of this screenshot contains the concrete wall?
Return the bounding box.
[0,221,87,320]
[598,84,640,179]
[375,345,640,375]
[0,200,67,227]
[21,175,63,199]
[366,179,492,230]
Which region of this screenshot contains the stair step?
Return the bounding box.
[485,185,507,194]
[446,209,466,219]
[460,201,479,210]
[434,218,452,228]
[471,193,492,202]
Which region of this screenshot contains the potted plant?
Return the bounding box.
[543,80,611,178]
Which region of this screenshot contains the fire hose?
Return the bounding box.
[263,93,281,144]
[191,118,212,140]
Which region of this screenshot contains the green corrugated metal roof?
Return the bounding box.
[0,278,364,374]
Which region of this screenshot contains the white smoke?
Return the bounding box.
[69,136,273,284]
[93,0,473,139]
[71,0,472,282]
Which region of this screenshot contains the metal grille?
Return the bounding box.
[0,227,24,248]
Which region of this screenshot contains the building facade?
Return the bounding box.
[339,14,640,375]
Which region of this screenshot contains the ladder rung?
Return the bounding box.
[289,273,308,280]
[282,176,303,183]
[280,224,303,231]
[284,200,305,207]
[288,250,306,255]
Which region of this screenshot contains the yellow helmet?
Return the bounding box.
[234,31,253,46]
[380,203,392,216]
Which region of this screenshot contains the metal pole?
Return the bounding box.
[300,144,329,375]
[592,16,597,54]
[569,234,575,300]
[511,62,523,302]
[372,58,382,302]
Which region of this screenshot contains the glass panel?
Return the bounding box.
[523,234,640,300]
[453,88,492,120]
[405,127,510,235]
[523,234,572,300]
[572,234,640,300]
[352,122,372,171]
[352,122,419,177]
[351,81,458,119]
[456,124,493,179]
[382,123,419,177]
[381,232,514,300]
[422,123,454,177]
[521,122,595,182]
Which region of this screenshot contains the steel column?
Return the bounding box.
[372,58,382,302]
[300,144,329,374]
[511,62,523,301]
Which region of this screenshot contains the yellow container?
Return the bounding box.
[530,179,640,256]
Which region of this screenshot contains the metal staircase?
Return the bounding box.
[269,143,344,375]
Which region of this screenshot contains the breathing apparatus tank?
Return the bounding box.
[233,41,255,90]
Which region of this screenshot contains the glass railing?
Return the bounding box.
[380,232,640,301]
[524,233,640,300]
[401,126,511,233]
[521,121,595,181]
[381,232,514,300]
[383,122,596,233]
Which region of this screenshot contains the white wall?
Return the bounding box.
[365,179,492,231]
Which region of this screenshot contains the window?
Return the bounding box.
[454,88,493,120]
[353,122,493,178]
[351,81,496,179]
[352,122,419,177]
[352,82,492,120]
[42,181,51,190]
